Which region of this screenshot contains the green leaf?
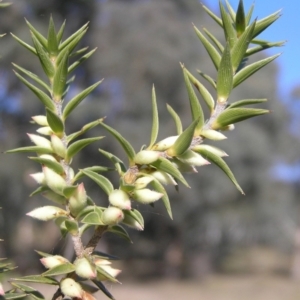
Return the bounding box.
[47,15,58,57]
[197,70,217,89]
[216,43,233,103]
[225,0,236,21]
[67,118,104,143]
[62,185,78,198]
[29,156,64,174]
[59,22,89,51]
[236,0,246,37]
[46,108,64,136]
[30,186,49,197]
[52,49,69,100]
[182,67,204,133]
[70,46,89,57]
[150,179,172,219]
[231,19,256,73]
[3,293,27,299]
[151,157,190,188]
[63,80,103,119]
[10,32,37,55]
[166,104,182,135]
[148,85,159,149]
[25,19,48,49]
[12,275,58,285]
[65,219,79,234]
[219,1,237,48]
[42,262,75,276]
[245,2,255,25]
[193,25,221,70]
[246,40,285,57]
[203,28,224,52]
[81,169,114,195]
[197,148,244,194]
[34,250,52,258]
[31,35,55,79]
[229,98,267,108]
[202,4,223,26]
[123,209,144,228]
[13,71,55,111]
[92,280,116,300]
[107,225,132,243]
[11,63,51,93]
[81,211,104,225]
[99,122,136,165]
[6,146,53,154]
[11,283,45,300]
[233,53,280,88]
[98,149,127,175]
[66,137,104,160]
[252,10,281,39]
[68,48,97,74]
[212,107,269,129]
[72,166,113,183]
[167,118,200,157]
[57,20,66,44]
[185,68,215,114]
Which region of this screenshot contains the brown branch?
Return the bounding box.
[84,225,108,256]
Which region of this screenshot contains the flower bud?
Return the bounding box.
[133,189,163,204]
[0,282,4,296]
[27,133,52,150]
[177,149,210,166]
[36,126,53,136]
[30,172,46,185]
[192,144,228,157]
[32,115,48,126]
[60,278,83,298]
[134,150,161,165]
[69,183,87,217]
[39,154,57,161]
[200,129,227,140]
[43,166,67,195]
[172,158,198,173]
[108,189,131,210]
[97,265,122,281]
[51,134,66,158]
[40,255,69,269]
[122,213,144,231]
[150,170,177,186]
[27,206,67,221]
[134,176,153,189]
[151,135,179,151]
[102,207,124,225]
[74,257,96,279]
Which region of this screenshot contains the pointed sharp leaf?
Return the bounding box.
[92,280,116,300]
[66,137,104,160]
[166,104,182,135]
[81,169,114,195]
[225,0,236,22]
[12,275,58,285]
[11,283,45,300]
[203,28,224,52]
[68,48,97,74]
[29,156,64,174]
[202,4,223,26]
[13,71,55,111]
[236,0,246,37]
[62,185,78,198]
[57,20,66,44]
[245,2,255,25]
[10,32,37,55]
[197,148,244,194]
[81,211,104,225]
[25,19,48,49]
[219,1,237,48]
[246,40,285,57]
[167,118,200,157]
[72,166,112,183]
[63,80,103,119]
[70,46,89,57]
[42,262,75,276]
[193,25,221,70]
[47,16,58,57]
[107,225,132,243]
[2,293,27,299]
[185,68,215,114]
[30,186,49,197]
[216,43,233,103]
[99,122,136,164]
[233,53,280,88]
[212,107,269,129]
[52,50,68,100]
[12,63,51,93]
[231,19,256,73]
[151,157,190,188]
[6,146,53,154]
[182,67,204,133]
[46,108,64,136]
[98,148,127,174]
[252,10,281,39]
[31,35,55,79]
[148,85,159,149]
[197,70,217,89]
[123,208,144,228]
[229,98,267,108]
[67,118,104,143]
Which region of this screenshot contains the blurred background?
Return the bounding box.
[0,0,300,299]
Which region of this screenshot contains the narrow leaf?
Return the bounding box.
[203,28,224,52]
[66,137,104,160]
[42,262,75,276]
[197,70,217,89]
[216,43,233,103]
[46,108,64,136]
[99,122,136,164]
[63,80,103,119]
[57,20,66,44]
[236,0,246,37]
[12,275,58,285]
[225,0,236,22]
[68,48,97,74]
[10,33,37,55]
[202,4,223,26]
[13,71,55,111]
[6,146,53,154]
[197,148,244,194]
[98,148,127,175]
[107,225,132,243]
[72,166,112,183]
[233,53,280,87]
[148,85,159,149]
[92,280,116,300]
[245,2,255,25]
[25,19,48,49]
[81,169,114,195]
[246,40,285,57]
[47,15,58,56]
[29,157,64,174]
[229,98,267,108]
[166,104,182,135]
